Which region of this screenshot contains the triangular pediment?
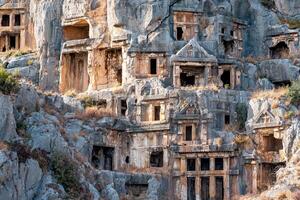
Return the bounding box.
[254,110,278,125]
[171,38,217,63]
[179,101,200,115]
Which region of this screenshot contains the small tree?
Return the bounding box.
[0,67,19,95]
[288,80,300,105]
[51,152,81,198]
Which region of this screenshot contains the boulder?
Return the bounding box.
[25,112,68,153]
[258,59,300,83]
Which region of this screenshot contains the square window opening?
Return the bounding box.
[185,125,193,141]
[215,158,224,170]
[150,58,157,75]
[187,158,196,171]
[201,158,210,171]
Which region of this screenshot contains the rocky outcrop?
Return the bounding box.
[258,59,300,83]
[0,95,17,141]
[30,0,64,90]
[25,112,68,153]
[0,150,43,200]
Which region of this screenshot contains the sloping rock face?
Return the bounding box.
[0,95,17,141]
[0,151,43,200]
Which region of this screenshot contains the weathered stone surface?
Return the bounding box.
[258,59,300,83]
[14,84,40,115]
[0,95,17,141]
[30,0,64,90]
[0,151,43,200]
[25,112,68,153]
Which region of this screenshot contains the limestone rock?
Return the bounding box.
[14,84,40,115]
[0,95,17,141]
[258,59,300,83]
[30,0,64,90]
[0,150,43,200]
[25,112,68,153]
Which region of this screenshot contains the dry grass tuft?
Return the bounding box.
[64,89,77,97]
[251,87,288,100]
[183,84,219,92]
[75,106,115,120]
[271,101,279,109]
[0,141,8,150]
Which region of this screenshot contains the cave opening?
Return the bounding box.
[270,42,289,59]
[221,70,231,89]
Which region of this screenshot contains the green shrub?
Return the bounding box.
[236,103,248,130]
[261,0,275,9]
[279,17,300,29]
[80,96,107,109]
[0,67,19,95]
[51,152,81,198]
[288,80,300,105]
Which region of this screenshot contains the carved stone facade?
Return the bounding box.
[0,0,35,52]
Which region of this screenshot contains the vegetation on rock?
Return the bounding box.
[279,17,300,29]
[50,152,81,198]
[0,67,19,95]
[288,80,300,105]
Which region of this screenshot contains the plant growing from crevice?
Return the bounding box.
[0,67,19,95]
[50,151,81,198]
[288,80,300,105]
[236,103,248,131]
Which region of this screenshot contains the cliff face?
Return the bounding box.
[30,0,64,90]
[0,0,300,200]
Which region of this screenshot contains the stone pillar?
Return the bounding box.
[196,157,200,171]
[200,120,208,145]
[224,158,230,200]
[5,35,9,50]
[196,176,200,200]
[252,161,258,194]
[210,157,215,171]
[204,66,209,86]
[149,104,153,121]
[160,101,166,121]
[174,65,181,88]
[16,34,20,49]
[209,176,216,200]
[180,157,187,200]
[181,176,188,200]
[10,14,13,28]
[136,103,141,122]
[230,67,235,89]
[236,70,241,88]
[192,124,196,141]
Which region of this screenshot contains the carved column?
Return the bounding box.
[224,158,230,200]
